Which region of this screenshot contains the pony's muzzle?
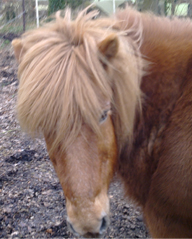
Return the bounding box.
[66,191,110,237]
[67,215,109,237]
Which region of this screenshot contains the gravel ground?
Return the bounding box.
[0,46,149,238]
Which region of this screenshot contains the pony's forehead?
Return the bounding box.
[54,9,119,42]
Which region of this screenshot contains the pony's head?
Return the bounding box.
[12,7,142,237]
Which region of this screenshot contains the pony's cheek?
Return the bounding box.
[99,116,118,175]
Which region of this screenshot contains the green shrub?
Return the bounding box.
[48,0,86,15]
[48,0,65,15]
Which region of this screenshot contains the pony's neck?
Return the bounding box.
[117,9,192,205]
[117,8,192,153]
[116,8,192,61]
[116,8,192,133]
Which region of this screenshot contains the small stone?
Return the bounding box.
[131,224,136,229]
[19,222,27,227]
[46,228,52,234]
[10,231,19,236]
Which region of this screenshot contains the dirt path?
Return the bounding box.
[0,47,149,238]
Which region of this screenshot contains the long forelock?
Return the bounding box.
[17,7,143,155]
[17,8,120,154]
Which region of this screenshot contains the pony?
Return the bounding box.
[12,6,192,238]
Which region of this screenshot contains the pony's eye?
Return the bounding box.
[100,110,109,123]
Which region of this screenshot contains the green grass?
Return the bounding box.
[0,39,11,50]
[1,25,23,34]
[0,21,37,35]
[0,21,37,49]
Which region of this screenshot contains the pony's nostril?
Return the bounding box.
[67,221,78,236]
[100,216,108,233]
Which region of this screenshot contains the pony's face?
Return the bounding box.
[43,33,120,237]
[12,33,120,237]
[46,108,117,236]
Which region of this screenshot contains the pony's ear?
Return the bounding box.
[12,38,24,63]
[98,34,119,59]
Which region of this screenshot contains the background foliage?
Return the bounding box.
[48,0,87,15]
[0,0,192,47]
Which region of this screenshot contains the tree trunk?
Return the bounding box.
[171,0,176,15]
[22,0,25,32]
[188,0,192,17]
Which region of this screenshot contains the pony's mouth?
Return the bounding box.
[67,221,79,237]
[67,222,102,238]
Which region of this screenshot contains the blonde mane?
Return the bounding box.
[16,7,143,154]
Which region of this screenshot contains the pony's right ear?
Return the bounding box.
[12,38,24,63]
[98,33,119,60]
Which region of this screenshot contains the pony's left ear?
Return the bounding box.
[98,34,119,60]
[12,38,24,63]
